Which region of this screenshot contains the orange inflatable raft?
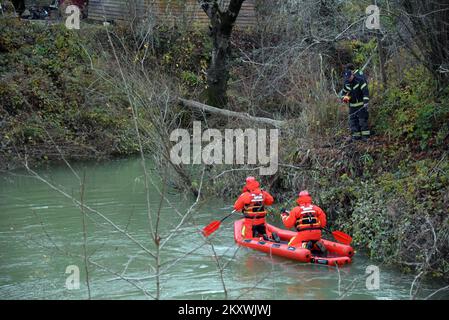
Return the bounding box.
[234,219,354,266]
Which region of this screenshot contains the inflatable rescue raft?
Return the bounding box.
[234,219,354,266]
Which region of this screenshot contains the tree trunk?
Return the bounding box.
[179,98,286,128]
[199,0,245,107]
[207,22,232,107]
[376,32,387,87]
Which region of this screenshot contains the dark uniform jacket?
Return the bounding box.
[341,71,370,107]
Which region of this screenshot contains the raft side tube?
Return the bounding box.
[267,223,354,257]
[234,219,311,263]
[234,219,354,265]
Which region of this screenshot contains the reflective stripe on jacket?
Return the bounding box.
[282,204,327,231]
[243,192,267,219]
[234,189,274,224]
[341,71,370,107]
[294,205,322,231]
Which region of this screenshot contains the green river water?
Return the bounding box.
[0,157,447,300]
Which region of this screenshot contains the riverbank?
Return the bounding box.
[1,17,448,285]
[0,157,447,299]
[0,18,144,170]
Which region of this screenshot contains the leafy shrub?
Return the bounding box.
[0,18,134,162]
[373,65,449,149]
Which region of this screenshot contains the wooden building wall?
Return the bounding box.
[88,0,257,27]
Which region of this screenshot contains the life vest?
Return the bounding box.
[243,192,267,219]
[295,205,321,231]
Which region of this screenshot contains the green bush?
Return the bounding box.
[317,157,449,278]
[373,65,449,149]
[152,24,210,90]
[0,18,134,162]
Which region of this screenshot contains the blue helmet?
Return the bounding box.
[343,69,353,81]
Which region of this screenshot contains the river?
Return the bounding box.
[0,157,447,300]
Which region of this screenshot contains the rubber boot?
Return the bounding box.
[316,241,328,257]
[272,232,281,243]
[306,241,314,250]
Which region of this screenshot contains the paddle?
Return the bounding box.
[202,210,238,237]
[282,210,352,245]
[323,228,353,245]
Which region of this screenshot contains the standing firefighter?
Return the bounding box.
[340,64,371,141]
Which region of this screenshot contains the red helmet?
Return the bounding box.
[299,190,310,197]
[297,190,312,205]
[243,176,259,192]
[246,176,256,183]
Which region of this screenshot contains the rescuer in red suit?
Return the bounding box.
[281,191,327,254]
[234,177,276,241]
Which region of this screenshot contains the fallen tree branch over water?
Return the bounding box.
[178,98,286,129]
